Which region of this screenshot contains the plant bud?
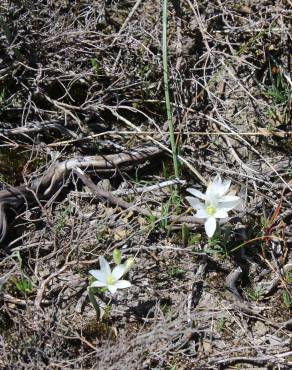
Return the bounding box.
[113,249,121,265]
[124,257,134,273]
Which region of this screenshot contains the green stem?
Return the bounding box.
[87,287,100,318]
[230,235,275,253]
[162,0,179,178]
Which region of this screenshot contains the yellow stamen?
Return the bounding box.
[206,205,216,216]
[106,275,115,285]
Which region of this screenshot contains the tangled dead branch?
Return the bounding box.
[0,146,162,242]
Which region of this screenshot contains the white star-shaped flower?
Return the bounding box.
[89,256,131,294]
[186,174,241,238]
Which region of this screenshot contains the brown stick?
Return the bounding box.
[73,168,202,226]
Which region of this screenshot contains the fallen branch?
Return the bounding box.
[73,167,202,226]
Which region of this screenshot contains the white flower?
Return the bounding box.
[89,256,131,294]
[186,174,241,238]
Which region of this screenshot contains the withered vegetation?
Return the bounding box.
[0,0,291,369]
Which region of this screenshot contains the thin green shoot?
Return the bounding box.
[162,0,179,178]
[160,188,181,229]
[216,315,226,331]
[246,286,262,301]
[263,65,291,106]
[145,213,157,232]
[87,286,101,319]
[91,58,100,74]
[282,290,291,309]
[12,277,33,295]
[181,223,189,247]
[285,271,292,284]
[167,266,186,278]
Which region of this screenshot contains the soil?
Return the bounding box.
[0,1,291,369]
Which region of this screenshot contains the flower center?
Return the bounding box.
[106,275,115,285]
[206,205,216,216]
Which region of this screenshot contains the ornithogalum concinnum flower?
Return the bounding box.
[186,174,241,238]
[89,256,131,295]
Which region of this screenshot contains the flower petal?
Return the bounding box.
[89,269,107,282]
[206,174,221,196]
[218,198,241,211]
[218,180,231,196]
[212,173,222,187]
[107,285,118,294]
[112,264,126,280]
[206,174,231,198]
[186,196,204,211]
[196,208,209,218]
[204,217,217,237]
[220,195,241,203]
[90,280,107,288]
[214,209,228,218]
[99,256,111,275]
[186,188,206,200]
[205,194,218,206]
[115,280,131,289]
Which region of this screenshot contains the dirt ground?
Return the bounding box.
[0,1,291,369]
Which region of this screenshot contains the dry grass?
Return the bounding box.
[0,0,291,369]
